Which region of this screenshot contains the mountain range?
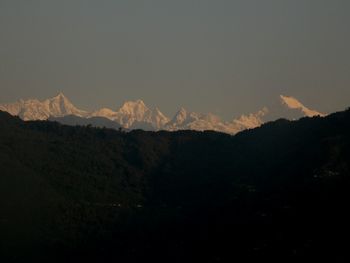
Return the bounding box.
[0,93,325,134]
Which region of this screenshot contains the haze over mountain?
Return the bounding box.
[48,115,123,130]
[0,93,325,134]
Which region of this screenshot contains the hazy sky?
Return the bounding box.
[0,0,349,119]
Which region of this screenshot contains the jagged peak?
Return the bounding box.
[135,99,145,105]
[154,107,165,116]
[280,95,302,109]
[47,93,74,108]
[175,107,187,116]
[52,92,67,100]
[169,107,189,125]
[280,95,325,117]
[47,92,74,107]
[120,99,146,107]
[118,100,150,114]
[152,107,170,121]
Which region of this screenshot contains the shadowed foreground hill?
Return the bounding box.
[48,115,123,130]
[0,109,350,262]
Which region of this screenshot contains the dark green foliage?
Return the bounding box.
[0,109,350,262]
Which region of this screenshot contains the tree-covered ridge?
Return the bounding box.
[0,108,350,262]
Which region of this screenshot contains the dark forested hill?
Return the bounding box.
[0,109,350,263]
[48,115,123,130]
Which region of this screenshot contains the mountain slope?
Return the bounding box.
[0,108,349,262]
[0,93,88,120]
[280,95,326,117]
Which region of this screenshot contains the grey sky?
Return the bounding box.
[0,0,349,119]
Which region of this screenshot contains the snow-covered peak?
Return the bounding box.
[47,92,70,107]
[109,100,169,130]
[90,100,169,130]
[118,100,149,116]
[166,107,196,128]
[173,107,188,124]
[153,107,169,121]
[44,93,87,117]
[154,107,162,115]
[135,99,146,106]
[280,95,325,117]
[166,109,220,131]
[0,93,87,120]
[52,92,66,99]
[49,92,71,107]
[150,107,170,129]
[118,100,149,118]
[232,107,268,130]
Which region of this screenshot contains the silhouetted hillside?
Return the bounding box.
[49,115,123,130]
[0,109,350,262]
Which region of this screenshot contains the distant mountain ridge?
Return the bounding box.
[0,93,88,121]
[0,93,324,134]
[90,99,170,130]
[280,95,326,117]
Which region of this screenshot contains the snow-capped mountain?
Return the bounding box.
[164,107,267,134]
[0,93,88,121]
[280,95,325,117]
[229,107,268,130]
[91,99,169,130]
[165,108,200,129]
[0,93,326,134]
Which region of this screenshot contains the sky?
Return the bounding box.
[0,0,349,119]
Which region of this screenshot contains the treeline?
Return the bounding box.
[0,109,350,262]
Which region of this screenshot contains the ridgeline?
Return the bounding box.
[1,108,350,262]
